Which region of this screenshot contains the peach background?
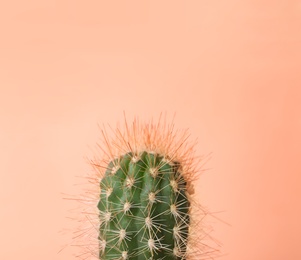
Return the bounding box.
[1,1,301,259]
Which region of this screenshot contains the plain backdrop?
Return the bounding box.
[1,1,301,259]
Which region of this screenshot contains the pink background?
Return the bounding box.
[1,1,301,259]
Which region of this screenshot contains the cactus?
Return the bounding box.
[98,151,190,259]
[66,115,219,260]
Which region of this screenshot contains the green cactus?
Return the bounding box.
[62,116,219,260]
[69,116,222,260]
[98,151,190,259]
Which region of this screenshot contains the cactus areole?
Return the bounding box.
[98,151,191,259]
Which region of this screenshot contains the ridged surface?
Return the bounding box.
[98,151,190,259]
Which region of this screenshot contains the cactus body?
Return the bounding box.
[64,116,219,260]
[98,151,190,259]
